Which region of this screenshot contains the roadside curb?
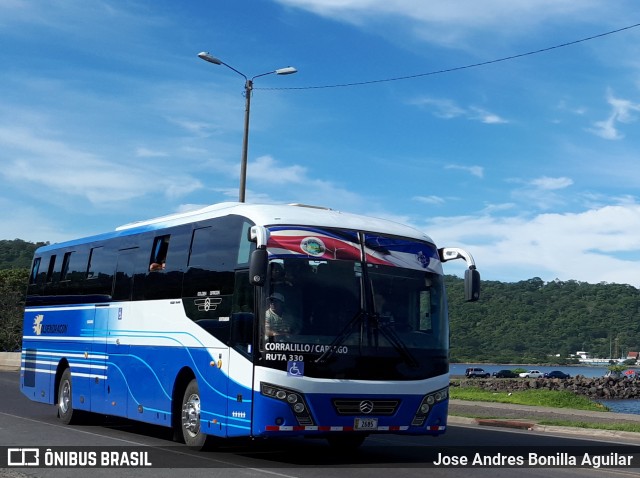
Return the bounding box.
[448,415,640,440]
[476,419,535,430]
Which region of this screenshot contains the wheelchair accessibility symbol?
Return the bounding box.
[287,361,304,377]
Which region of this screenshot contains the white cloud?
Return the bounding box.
[0,126,202,204]
[411,97,465,119]
[590,89,640,140]
[414,195,446,205]
[135,147,168,158]
[469,107,509,124]
[445,164,484,178]
[411,97,508,124]
[274,0,608,49]
[249,155,308,184]
[423,202,640,287]
[529,176,573,190]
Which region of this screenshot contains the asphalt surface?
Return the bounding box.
[4,361,639,442]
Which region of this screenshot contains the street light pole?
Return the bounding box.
[197,52,297,202]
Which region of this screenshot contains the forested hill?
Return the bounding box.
[1,240,639,363]
[0,239,47,269]
[444,275,640,364]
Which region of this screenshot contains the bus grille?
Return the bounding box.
[332,399,400,416]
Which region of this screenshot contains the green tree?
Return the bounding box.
[0,268,29,351]
[0,239,46,269]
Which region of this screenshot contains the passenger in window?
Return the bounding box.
[374,293,393,320]
[149,260,165,271]
[375,293,412,332]
[265,293,300,339]
[271,263,292,287]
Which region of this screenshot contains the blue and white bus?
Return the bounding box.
[21,202,479,449]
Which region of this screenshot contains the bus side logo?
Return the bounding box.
[194,297,222,312]
[33,315,44,335]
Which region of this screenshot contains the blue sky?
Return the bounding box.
[2,1,640,287]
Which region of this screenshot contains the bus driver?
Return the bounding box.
[265,293,299,338]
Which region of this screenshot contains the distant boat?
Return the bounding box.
[578,358,625,366]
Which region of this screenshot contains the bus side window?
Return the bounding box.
[65,250,88,292]
[46,255,57,283]
[60,252,74,281]
[29,257,41,285]
[149,235,170,271]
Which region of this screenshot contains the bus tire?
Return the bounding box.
[57,368,77,425]
[180,379,209,450]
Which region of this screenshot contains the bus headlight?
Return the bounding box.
[261,382,314,426]
[411,386,448,426]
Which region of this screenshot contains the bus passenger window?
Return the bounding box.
[86,247,104,279]
[60,252,72,281]
[29,258,41,285]
[149,235,170,271]
[46,255,57,283]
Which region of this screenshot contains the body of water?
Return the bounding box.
[452,363,640,415]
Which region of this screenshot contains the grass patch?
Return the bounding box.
[537,420,640,433]
[450,386,609,412]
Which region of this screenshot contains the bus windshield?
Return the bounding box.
[260,227,449,381]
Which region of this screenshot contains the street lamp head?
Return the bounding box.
[275,66,297,75]
[197,51,297,203]
[197,52,222,65]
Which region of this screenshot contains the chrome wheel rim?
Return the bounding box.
[59,379,71,414]
[182,393,201,437]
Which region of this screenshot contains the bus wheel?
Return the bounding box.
[57,368,76,425]
[326,434,367,450]
[180,379,209,450]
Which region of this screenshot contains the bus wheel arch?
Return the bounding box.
[55,361,78,425]
[171,368,211,449]
[171,367,194,443]
[172,369,211,450]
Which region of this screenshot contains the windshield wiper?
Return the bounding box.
[315,309,366,364]
[370,314,419,368]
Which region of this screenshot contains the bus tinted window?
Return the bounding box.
[59,252,70,280]
[46,255,56,283]
[149,235,170,271]
[65,250,87,284]
[29,257,41,285]
[87,247,105,279]
[189,217,245,271]
[237,221,253,266]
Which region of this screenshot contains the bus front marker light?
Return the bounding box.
[262,385,276,397]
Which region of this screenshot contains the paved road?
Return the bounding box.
[2,371,640,477]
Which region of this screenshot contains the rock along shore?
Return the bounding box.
[451,375,640,400]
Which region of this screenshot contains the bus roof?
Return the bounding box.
[36,202,434,252]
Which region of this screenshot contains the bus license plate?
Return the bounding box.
[354,417,378,430]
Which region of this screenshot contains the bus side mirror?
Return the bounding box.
[249,248,268,286]
[464,268,480,302]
